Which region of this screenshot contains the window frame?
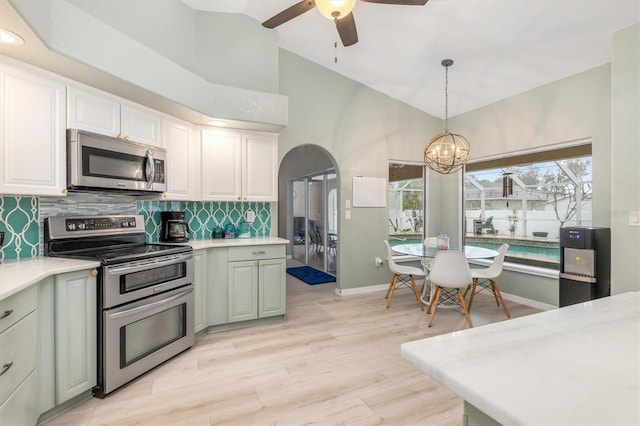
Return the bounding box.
[388,160,428,247]
[462,140,592,271]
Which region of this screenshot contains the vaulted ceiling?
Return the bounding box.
[182,0,640,118]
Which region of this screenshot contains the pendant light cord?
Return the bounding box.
[442,59,452,132]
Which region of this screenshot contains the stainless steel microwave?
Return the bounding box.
[67,129,166,194]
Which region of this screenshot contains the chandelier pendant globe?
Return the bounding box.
[424,59,470,174]
[424,130,470,174]
[315,0,357,20]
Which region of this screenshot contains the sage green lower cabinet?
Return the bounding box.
[227,245,286,323]
[54,269,97,404]
[0,369,39,426]
[228,260,259,322]
[193,250,207,333]
[258,258,287,317]
[38,276,55,414]
[0,284,39,426]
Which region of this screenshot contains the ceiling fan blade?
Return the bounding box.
[360,0,428,5]
[262,0,316,29]
[335,12,358,47]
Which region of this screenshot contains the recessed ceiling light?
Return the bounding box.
[0,28,25,46]
[209,120,226,127]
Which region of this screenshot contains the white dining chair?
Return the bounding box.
[466,243,510,318]
[420,237,438,304]
[383,240,425,310]
[426,250,473,328]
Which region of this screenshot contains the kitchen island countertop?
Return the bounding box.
[0,257,101,301]
[401,291,640,426]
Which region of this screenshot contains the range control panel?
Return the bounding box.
[65,216,137,232]
[46,214,146,240]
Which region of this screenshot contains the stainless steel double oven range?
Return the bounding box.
[45,214,194,397]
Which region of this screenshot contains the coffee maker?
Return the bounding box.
[160,211,190,242]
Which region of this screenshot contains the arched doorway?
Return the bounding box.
[278,145,339,275]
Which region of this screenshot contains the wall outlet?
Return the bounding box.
[345,210,351,220]
[630,211,640,227]
[246,209,255,223]
[375,257,383,266]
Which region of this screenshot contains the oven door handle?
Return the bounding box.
[105,253,193,275]
[109,287,193,319]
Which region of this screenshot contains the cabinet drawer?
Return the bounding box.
[0,285,37,334]
[0,368,39,426]
[228,245,285,262]
[0,311,38,404]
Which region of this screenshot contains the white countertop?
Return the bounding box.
[401,292,640,426]
[185,237,289,251]
[0,238,288,302]
[0,257,101,301]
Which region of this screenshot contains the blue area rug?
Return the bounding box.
[286,266,336,285]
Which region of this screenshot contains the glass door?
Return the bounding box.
[307,175,325,271]
[289,171,337,274]
[292,179,307,264]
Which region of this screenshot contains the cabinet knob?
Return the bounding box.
[117,133,122,139]
[91,269,98,276]
[0,309,13,320]
[61,188,68,195]
[124,135,130,141]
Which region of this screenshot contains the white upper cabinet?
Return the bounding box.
[68,86,162,147]
[243,132,278,201]
[162,118,200,200]
[201,129,242,201]
[0,63,66,196]
[201,128,277,202]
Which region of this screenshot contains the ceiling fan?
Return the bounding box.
[262,0,428,47]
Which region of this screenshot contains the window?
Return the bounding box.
[388,162,425,245]
[464,144,592,269]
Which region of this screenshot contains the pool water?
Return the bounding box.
[471,242,559,261]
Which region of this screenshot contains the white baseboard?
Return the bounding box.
[500,292,557,311]
[335,284,388,296]
[334,283,556,311]
[335,281,427,296]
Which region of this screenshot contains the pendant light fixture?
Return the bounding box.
[424,59,470,174]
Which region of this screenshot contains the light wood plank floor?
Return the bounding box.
[46,265,540,426]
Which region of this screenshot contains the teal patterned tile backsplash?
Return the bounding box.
[0,196,40,261]
[0,193,271,260]
[137,200,271,242]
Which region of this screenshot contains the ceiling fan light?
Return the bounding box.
[316,0,357,20]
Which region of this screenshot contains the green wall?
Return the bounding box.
[611,24,640,292]
[277,49,444,290]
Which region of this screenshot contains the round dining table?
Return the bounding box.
[390,243,499,259]
[389,243,499,306]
